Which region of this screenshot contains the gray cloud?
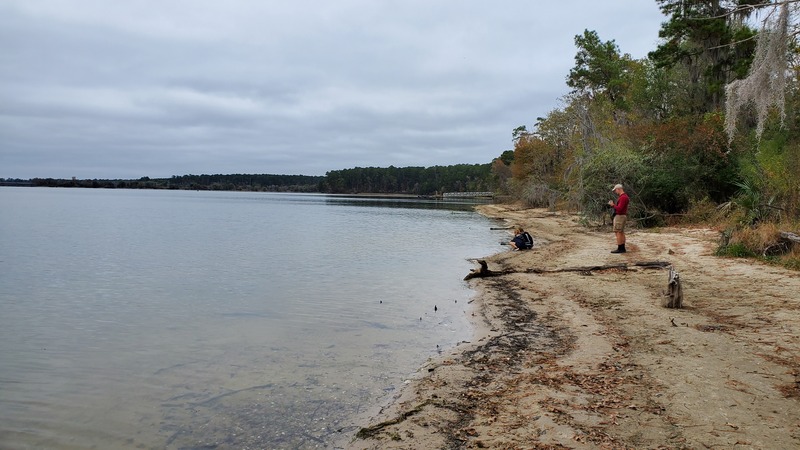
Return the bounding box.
[0,1,664,179]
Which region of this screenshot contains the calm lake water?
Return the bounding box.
[0,188,505,449]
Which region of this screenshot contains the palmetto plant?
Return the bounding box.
[720,179,781,225]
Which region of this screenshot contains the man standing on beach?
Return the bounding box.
[608,184,629,253]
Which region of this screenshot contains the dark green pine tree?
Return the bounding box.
[649,0,758,114]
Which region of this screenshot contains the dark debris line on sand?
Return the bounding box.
[354,277,569,448]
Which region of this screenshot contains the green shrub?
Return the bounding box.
[716,242,756,258]
[581,142,647,219]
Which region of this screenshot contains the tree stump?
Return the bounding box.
[663,266,683,309]
[464,260,511,280]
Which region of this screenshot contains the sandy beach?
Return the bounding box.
[345,203,800,449]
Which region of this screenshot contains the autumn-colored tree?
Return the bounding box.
[511,135,560,181]
[490,149,515,188]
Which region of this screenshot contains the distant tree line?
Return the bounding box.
[0,178,33,186]
[165,174,323,191]
[27,174,324,192]
[319,164,494,195]
[14,165,498,195]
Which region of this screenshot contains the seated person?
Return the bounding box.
[509,226,533,250]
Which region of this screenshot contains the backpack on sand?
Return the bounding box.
[521,231,534,249]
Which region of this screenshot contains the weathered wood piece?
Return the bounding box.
[464,260,672,280]
[762,231,800,256]
[464,260,512,280]
[663,266,683,309]
[780,231,800,244]
[526,261,671,274]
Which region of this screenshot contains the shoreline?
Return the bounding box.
[344,203,800,449]
[331,206,508,449]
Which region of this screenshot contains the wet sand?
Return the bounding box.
[344,203,800,449]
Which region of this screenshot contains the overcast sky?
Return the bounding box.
[1,1,666,179]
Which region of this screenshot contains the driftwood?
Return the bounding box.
[464,260,671,280]
[762,231,800,256]
[780,231,800,244]
[465,259,684,308]
[663,266,683,309]
[464,260,511,280]
[528,261,672,273]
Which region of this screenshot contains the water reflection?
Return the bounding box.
[324,194,494,211]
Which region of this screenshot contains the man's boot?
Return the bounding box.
[611,244,626,254]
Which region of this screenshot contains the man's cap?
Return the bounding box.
[612,184,623,191]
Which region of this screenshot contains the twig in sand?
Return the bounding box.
[355,401,430,439]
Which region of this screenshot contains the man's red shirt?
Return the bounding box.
[614,193,629,215]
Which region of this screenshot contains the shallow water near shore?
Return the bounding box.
[0,188,504,449]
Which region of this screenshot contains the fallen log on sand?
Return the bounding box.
[465,260,683,309]
[464,260,671,280]
[781,231,800,245]
[763,231,800,256]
